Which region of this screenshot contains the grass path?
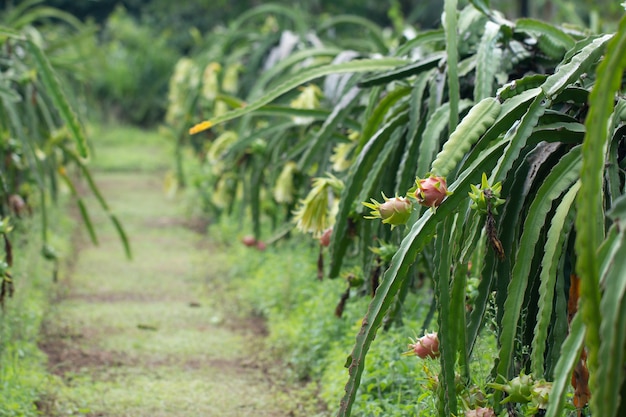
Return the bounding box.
[40,126,297,417]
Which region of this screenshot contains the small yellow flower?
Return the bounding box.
[189,121,212,135]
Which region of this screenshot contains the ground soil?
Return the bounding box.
[37,130,318,417]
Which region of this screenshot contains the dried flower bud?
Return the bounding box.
[8,194,26,216]
[319,227,332,247]
[241,235,257,247]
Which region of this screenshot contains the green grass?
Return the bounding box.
[0,208,75,417]
[209,216,499,416]
[86,124,174,173]
[33,122,327,417]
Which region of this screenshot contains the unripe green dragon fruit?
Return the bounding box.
[363,193,412,229]
[370,241,399,263]
[489,372,551,405]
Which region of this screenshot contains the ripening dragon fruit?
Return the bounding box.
[405,332,440,359]
[413,175,451,208]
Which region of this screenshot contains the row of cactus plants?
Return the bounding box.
[169,1,626,416]
[0,1,130,307]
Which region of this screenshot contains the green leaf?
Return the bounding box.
[474,21,502,100]
[595,194,626,417]
[298,87,362,172]
[461,88,541,173]
[575,18,626,417]
[444,0,460,134]
[544,312,586,417]
[527,122,585,145]
[492,92,547,183]
[24,39,89,158]
[247,47,341,100]
[190,58,407,133]
[231,3,308,34]
[57,167,99,246]
[395,73,432,191]
[2,97,45,188]
[357,85,412,152]
[496,146,581,391]
[541,34,611,98]
[357,53,444,88]
[417,99,473,177]
[496,75,548,101]
[515,18,575,59]
[252,105,358,130]
[356,119,405,205]
[531,181,579,377]
[63,148,132,260]
[466,235,495,356]
[318,15,388,53]
[329,111,410,278]
[395,29,445,57]
[435,217,459,417]
[77,199,98,246]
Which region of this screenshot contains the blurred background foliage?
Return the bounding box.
[11,0,624,35]
[1,0,620,126]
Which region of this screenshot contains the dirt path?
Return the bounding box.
[39,127,299,417]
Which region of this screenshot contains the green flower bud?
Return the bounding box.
[489,373,535,404]
[468,173,505,214]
